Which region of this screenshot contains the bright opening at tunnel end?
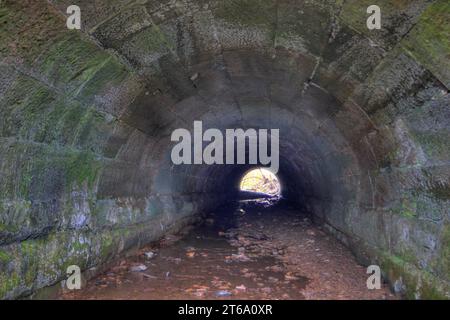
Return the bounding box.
[240,168,281,196]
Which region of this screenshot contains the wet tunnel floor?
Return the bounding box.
[61,202,396,300]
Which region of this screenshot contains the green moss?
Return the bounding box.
[401,0,450,87]
[391,197,417,219]
[99,233,115,260]
[420,286,447,299]
[0,249,12,264]
[0,143,29,198]
[59,105,86,144]
[75,57,128,104]
[65,151,102,189]
[34,100,68,144]
[18,89,56,142]
[39,33,112,90]
[0,220,174,298]
[213,0,276,28]
[72,239,89,253]
[0,272,21,298]
[0,201,29,231]
[72,108,110,153]
[18,171,33,198]
[417,270,449,300]
[397,248,418,266]
[32,147,102,190]
[380,252,449,299]
[0,140,104,199]
[126,25,173,53]
[0,76,55,138]
[34,99,110,150]
[20,240,37,257]
[1,2,131,113]
[380,253,418,299]
[439,224,450,279]
[1,74,112,153]
[23,267,36,288]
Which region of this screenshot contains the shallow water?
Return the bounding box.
[62,202,394,300]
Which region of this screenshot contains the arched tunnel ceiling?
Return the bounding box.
[0,0,449,299]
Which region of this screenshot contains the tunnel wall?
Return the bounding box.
[0,0,449,299]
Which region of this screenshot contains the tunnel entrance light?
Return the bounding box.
[240,168,281,196]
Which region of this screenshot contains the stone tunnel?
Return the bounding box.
[0,0,449,299]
